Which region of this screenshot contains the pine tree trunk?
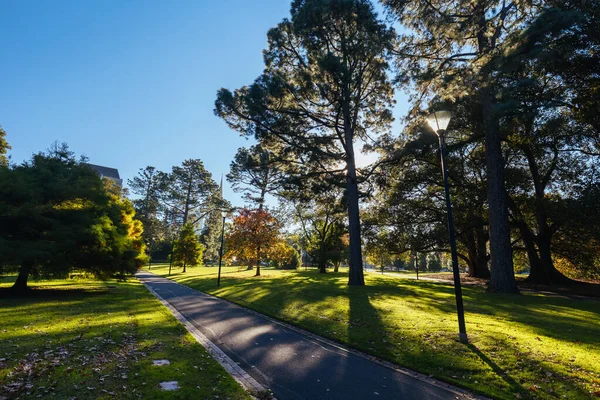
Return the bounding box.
[12,261,32,293]
[345,141,365,286]
[481,88,519,293]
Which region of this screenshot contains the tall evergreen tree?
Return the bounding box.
[173,223,204,273]
[382,0,534,292]
[128,166,164,244]
[0,145,146,292]
[495,1,600,284]
[227,144,283,209]
[160,159,219,227]
[216,0,395,285]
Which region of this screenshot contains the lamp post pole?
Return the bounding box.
[437,131,468,344]
[427,110,468,344]
[168,236,174,276]
[217,212,226,287]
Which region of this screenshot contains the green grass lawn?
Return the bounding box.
[0,275,251,400]
[147,264,600,400]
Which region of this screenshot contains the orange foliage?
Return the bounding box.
[226,208,281,272]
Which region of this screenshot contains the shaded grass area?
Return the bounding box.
[0,276,250,400]
[149,264,600,400]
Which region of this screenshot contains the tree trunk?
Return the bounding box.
[466,226,490,278]
[525,233,573,285]
[480,88,519,293]
[183,261,187,273]
[333,263,339,273]
[345,140,365,286]
[12,261,33,293]
[519,144,573,285]
[255,261,261,277]
[475,226,491,279]
[182,179,193,225]
[318,245,327,273]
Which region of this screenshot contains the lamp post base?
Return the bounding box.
[458,333,468,344]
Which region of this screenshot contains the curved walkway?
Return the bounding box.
[137,272,482,400]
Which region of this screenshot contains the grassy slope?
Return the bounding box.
[0,276,250,400]
[148,264,600,400]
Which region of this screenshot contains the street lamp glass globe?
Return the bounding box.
[426,110,452,132]
[221,210,227,218]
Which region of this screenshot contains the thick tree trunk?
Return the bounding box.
[475,226,490,279]
[12,261,33,293]
[317,245,327,273]
[524,234,573,285]
[480,88,519,293]
[318,262,327,274]
[345,141,365,286]
[333,263,339,273]
[519,144,573,285]
[466,227,490,278]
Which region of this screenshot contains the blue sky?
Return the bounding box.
[0,1,406,206]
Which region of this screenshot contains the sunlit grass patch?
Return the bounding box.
[148,264,600,400]
[0,276,250,400]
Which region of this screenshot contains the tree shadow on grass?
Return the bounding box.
[347,286,395,361]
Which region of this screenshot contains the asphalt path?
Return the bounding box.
[137,272,475,400]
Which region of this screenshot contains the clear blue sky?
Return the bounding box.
[0,0,406,206]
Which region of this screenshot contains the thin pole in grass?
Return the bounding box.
[168,237,174,276]
[426,110,468,345]
[217,210,227,287]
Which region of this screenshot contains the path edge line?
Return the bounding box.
[138,277,275,400]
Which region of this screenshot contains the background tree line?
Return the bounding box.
[127,160,228,267]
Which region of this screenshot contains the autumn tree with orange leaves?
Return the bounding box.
[226,208,281,276]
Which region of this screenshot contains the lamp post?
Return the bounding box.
[217,210,226,287]
[168,236,175,276]
[147,241,152,270]
[426,110,468,344]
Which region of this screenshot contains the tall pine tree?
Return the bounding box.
[216,0,395,285]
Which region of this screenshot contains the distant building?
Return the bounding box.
[85,163,123,187]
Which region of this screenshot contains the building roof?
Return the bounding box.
[85,163,121,180]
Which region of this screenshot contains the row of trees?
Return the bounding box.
[214,0,600,291]
[127,160,228,265]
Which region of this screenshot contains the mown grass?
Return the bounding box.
[148,264,600,400]
[0,275,250,400]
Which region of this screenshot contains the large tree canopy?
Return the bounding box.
[0,146,147,292]
[381,0,537,292]
[216,0,395,285]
